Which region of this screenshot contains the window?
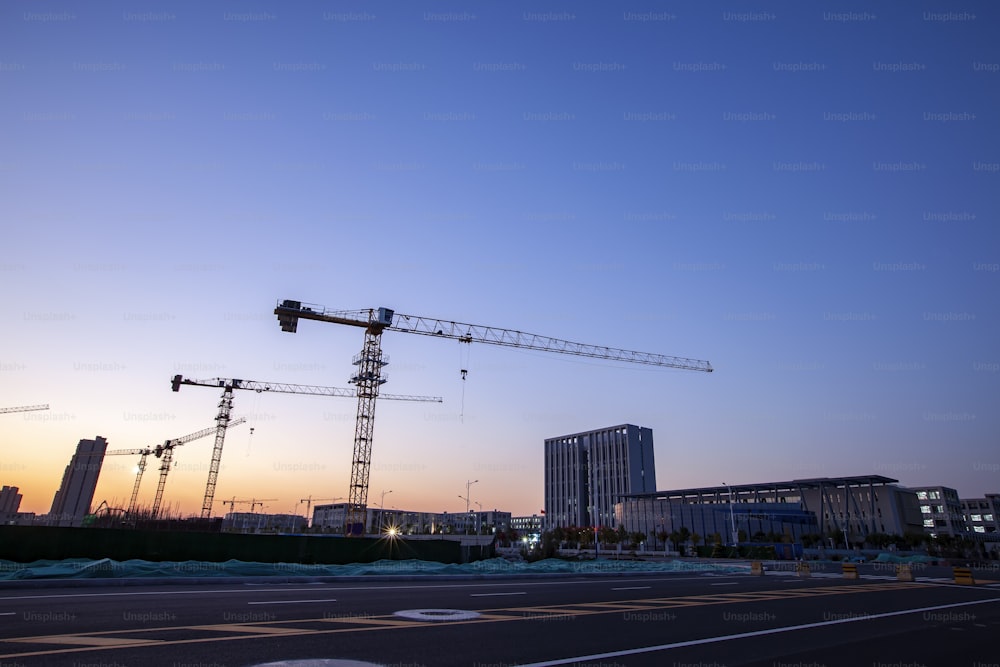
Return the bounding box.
[933,505,944,514]
[974,526,985,533]
[920,505,931,514]
[929,491,941,500]
[935,519,947,527]
[985,514,994,522]
[917,491,928,500]
[923,519,934,527]
[971,514,982,522]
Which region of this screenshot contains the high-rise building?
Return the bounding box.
[544,424,656,530]
[49,436,108,527]
[0,485,23,521]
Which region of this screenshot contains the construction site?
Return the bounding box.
[1,299,712,563]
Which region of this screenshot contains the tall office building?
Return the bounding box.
[49,436,108,527]
[0,485,23,520]
[544,424,656,530]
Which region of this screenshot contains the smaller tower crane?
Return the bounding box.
[106,419,247,519]
[299,496,344,523]
[171,375,441,519]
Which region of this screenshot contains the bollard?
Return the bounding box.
[750,560,765,576]
[842,562,859,580]
[953,566,976,585]
[896,563,914,582]
[796,561,811,578]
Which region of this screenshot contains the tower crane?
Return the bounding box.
[216,497,277,514]
[299,496,344,524]
[106,419,247,519]
[275,299,714,535]
[171,375,442,519]
[1,404,49,414]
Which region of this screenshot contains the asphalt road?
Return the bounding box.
[1,564,999,667]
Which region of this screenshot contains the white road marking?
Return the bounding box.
[710,582,740,586]
[0,575,724,602]
[515,597,1000,667]
[470,592,526,597]
[611,586,650,591]
[0,612,15,616]
[247,599,337,605]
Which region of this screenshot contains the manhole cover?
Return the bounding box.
[393,608,481,622]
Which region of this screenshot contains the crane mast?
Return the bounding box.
[171,374,440,520]
[275,299,713,536]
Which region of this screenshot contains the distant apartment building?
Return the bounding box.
[961,493,1000,540]
[222,512,306,534]
[544,424,656,530]
[908,485,969,538]
[49,436,108,527]
[617,476,923,544]
[312,504,511,536]
[511,514,544,538]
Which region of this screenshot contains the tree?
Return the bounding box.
[630,531,645,550]
[656,530,669,551]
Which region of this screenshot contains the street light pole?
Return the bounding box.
[724,482,738,547]
[464,479,479,534]
[379,489,392,533]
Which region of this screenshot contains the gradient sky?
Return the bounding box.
[2,2,997,519]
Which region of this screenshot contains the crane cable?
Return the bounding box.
[247,392,260,456]
[459,336,472,423]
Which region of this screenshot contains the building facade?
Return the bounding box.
[618,476,923,545]
[49,436,108,527]
[222,512,307,534]
[961,494,1000,540]
[908,485,968,538]
[544,424,656,530]
[616,498,819,547]
[311,503,511,536]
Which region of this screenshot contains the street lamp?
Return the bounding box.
[723,482,738,547]
[379,490,393,533]
[463,479,479,534]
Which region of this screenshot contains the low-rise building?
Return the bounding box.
[618,476,923,545]
[222,512,306,534]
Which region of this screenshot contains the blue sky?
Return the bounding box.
[1,2,997,518]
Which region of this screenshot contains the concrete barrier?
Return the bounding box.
[796,561,811,578]
[896,564,915,582]
[841,562,859,579]
[953,566,976,585]
[750,561,765,576]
